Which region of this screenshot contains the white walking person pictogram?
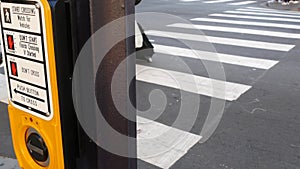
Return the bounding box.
[5,9,10,23]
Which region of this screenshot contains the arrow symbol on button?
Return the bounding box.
[27,140,45,156]
[14,88,45,102]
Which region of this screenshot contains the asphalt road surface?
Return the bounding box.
[1,0,300,168]
[135,0,300,168]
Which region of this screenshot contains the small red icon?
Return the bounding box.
[10,61,18,77]
[7,35,14,50]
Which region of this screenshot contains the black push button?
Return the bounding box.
[26,132,49,166]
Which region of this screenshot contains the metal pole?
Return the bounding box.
[72,0,137,168]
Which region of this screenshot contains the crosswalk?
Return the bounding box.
[151,44,278,69]
[136,6,298,168]
[179,0,202,2]
[177,0,258,6]
[168,23,300,39]
[209,13,300,23]
[137,116,202,169]
[137,64,251,101]
[227,1,256,5]
[191,17,300,30]
[145,30,294,51]
[240,6,300,15]
[203,0,235,3]
[203,0,257,5]
[225,10,300,18]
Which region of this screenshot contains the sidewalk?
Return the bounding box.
[265,1,300,11]
[0,74,8,104]
[0,73,19,168]
[0,157,19,169]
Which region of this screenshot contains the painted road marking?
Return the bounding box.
[145,30,295,51]
[137,116,202,169]
[203,0,234,4]
[180,0,202,2]
[236,8,300,17]
[136,64,251,101]
[168,23,300,39]
[246,6,300,15]
[228,1,256,5]
[152,44,279,69]
[225,10,300,18]
[210,13,300,23]
[191,17,300,30]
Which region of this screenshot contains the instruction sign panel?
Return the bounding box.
[0,0,53,119]
[1,3,41,33]
[10,79,49,113]
[7,55,47,87]
[3,30,44,61]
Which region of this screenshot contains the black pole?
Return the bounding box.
[72,0,137,168]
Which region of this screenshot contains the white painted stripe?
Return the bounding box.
[245,7,300,15]
[153,44,279,69]
[180,0,199,1]
[247,6,283,10]
[225,10,300,18]
[236,8,300,16]
[228,1,256,5]
[210,13,300,23]
[191,17,300,30]
[0,74,8,104]
[137,116,202,169]
[168,23,300,39]
[136,64,252,101]
[203,0,234,4]
[145,30,294,51]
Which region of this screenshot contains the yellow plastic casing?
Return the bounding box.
[7,0,65,168]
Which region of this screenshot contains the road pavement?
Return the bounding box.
[135,0,300,168]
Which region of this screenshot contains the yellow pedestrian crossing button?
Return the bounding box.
[1,0,136,168]
[0,0,66,168]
